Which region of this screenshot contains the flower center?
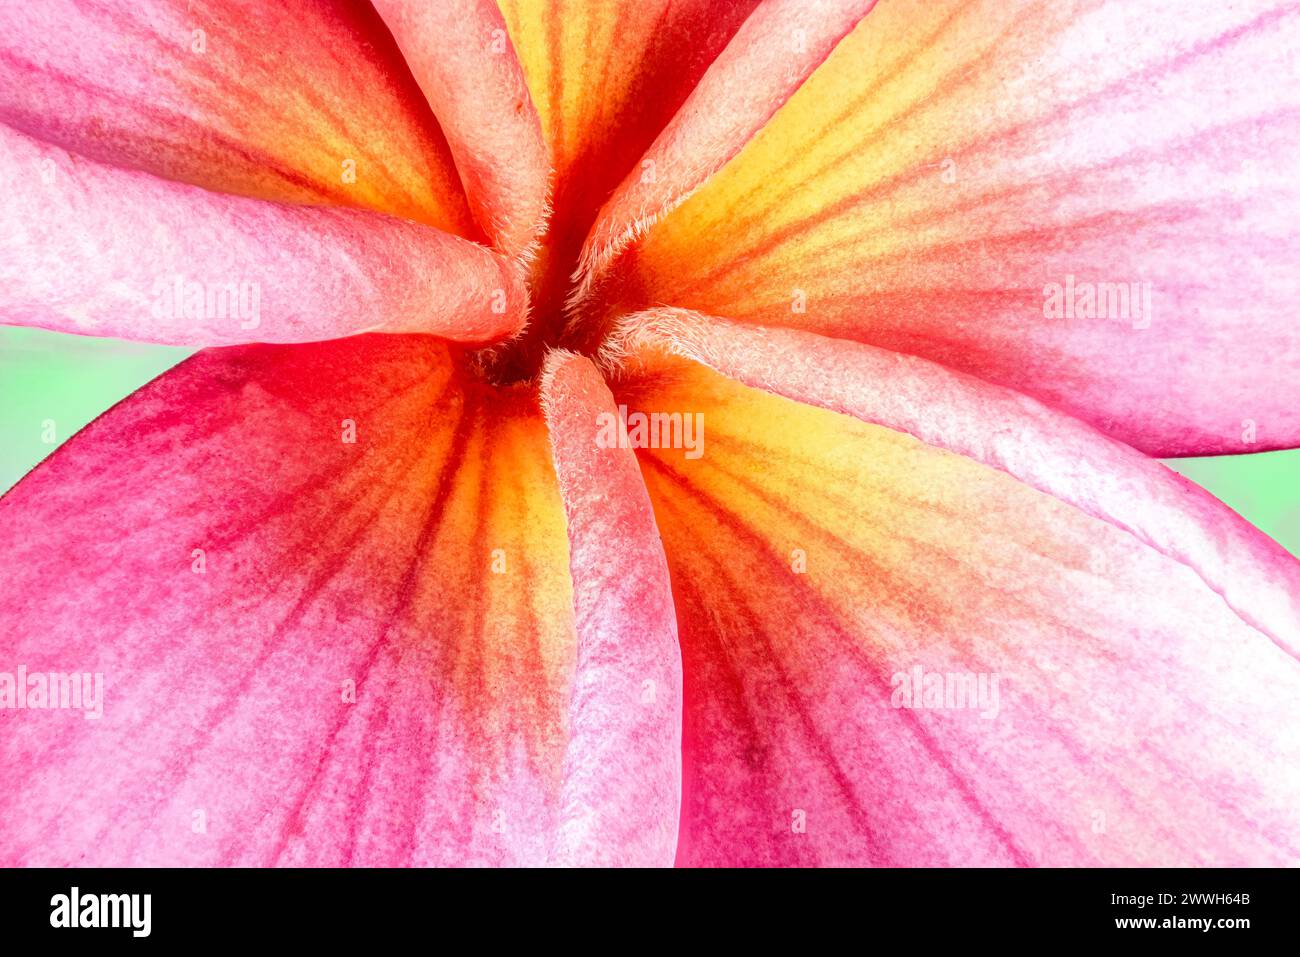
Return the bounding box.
[471,175,630,386]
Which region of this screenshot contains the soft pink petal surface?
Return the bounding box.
[542,353,682,866]
[613,310,1300,655]
[0,125,525,346]
[609,329,1300,866]
[0,336,585,866]
[4,0,1299,872]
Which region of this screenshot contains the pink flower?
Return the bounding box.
[2,0,1299,867]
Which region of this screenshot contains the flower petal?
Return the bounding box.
[541,352,682,866]
[0,0,474,234]
[612,310,1300,655]
[0,125,525,346]
[577,0,878,297]
[0,336,579,866]
[498,0,758,213]
[598,0,1300,456]
[607,318,1300,866]
[370,0,549,258]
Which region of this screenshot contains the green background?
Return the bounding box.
[2,325,1298,558]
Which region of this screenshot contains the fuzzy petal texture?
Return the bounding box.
[607,330,1300,866]
[0,336,586,866]
[371,0,549,257]
[0,125,525,346]
[597,0,1300,456]
[0,0,475,234]
[542,353,682,866]
[476,0,763,377]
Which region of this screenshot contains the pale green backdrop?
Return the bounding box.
[2,325,1298,558]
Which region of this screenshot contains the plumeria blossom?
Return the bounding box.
[2,0,1300,868]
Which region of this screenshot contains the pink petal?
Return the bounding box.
[1,124,525,346]
[597,0,1300,456]
[0,336,581,866]
[613,310,1300,656]
[0,0,475,234]
[541,352,682,866]
[371,0,549,258]
[608,318,1300,866]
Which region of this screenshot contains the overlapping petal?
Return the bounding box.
[577,0,878,298]
[0,336,582,866]
[0,0,475,234]
[542,353,682,866]
[2,0,1297,874]
[0,124,525,346]
[591,0,1300,456]
[610,311,1300,651]
[497,0,759,215]
[606,319,1300,866]
[371,0,549,256]
[476,0,766,379]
